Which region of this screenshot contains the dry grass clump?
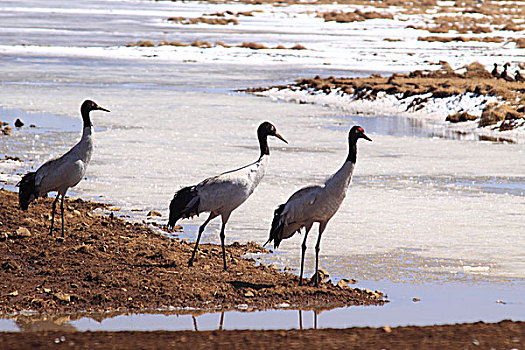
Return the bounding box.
[515,38,525,49]
[418,36,504,43]
[191,40,213,48]
[167,16,239,25]
[408,21,492,34]
[239,42,268,50]
[318,9,393,23]
[126,40,155,47]
[479,103,520,127]
[125,40,308,51]
[446,112,478,123]
[501,22,525,32]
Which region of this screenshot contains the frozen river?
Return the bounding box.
[1,0,524,327]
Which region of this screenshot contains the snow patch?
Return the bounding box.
[255,87,525,143]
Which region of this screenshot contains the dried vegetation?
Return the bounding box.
[126,40,307,50]
[246,62,525,131]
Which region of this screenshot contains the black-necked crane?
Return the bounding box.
[500,63,514,82]
[265,125,371,287]
[17,100,110,238]
[515,70,524,82]
[168,121,287,271]
[491,63,500,79]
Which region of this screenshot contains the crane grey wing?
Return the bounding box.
[196,175,251,213]
[35,157,86,195]
[283,185,323,225]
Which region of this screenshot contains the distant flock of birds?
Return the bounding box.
[492,63,525,82]
[17,100,372,286]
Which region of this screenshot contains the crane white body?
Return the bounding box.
[168,122,287,270]
[277,161,355,242]
[17,100,109,238]
[193,156,269,219]
[266,125,371,286]
[35,126,94,197]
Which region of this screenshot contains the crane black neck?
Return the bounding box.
[81,107,93,128]
[346,136,358,163]
[258,131,270,157]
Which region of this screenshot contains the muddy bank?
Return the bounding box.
[245,62,525,132]
[0,189,385,315]
[1,320,523,349]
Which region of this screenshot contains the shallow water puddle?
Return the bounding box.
[1,281,524,332]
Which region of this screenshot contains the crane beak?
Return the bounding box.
[96,105,111,113]
[362,133,372,142]
[274,131,288,144]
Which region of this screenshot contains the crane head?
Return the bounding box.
[258,121,288,144]
[349,125,372,142]
[82,100,110,113]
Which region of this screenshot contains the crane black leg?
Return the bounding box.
[314,222,327,287]
[219,223,227,271]
[188,213,214,267]
[60,194,65,238]
[299,227,310,286]
[49,194,60,235]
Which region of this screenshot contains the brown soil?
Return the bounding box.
[245,62,525,130]
[0,189,384,315]
[0,320,523,349]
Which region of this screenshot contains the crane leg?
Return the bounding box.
[49,194,60,235]
[188,213,215,267]
[299,224,312,286]
[314,222,327,287]
[60,194,66,238]
[219,222,227,271]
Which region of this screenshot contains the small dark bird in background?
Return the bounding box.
[500,63,514,82]
[491,63,500,79]
[515,70,525,82]
[14,119,24,128]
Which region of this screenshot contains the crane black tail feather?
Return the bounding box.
[17,172,37,211]
[168,186,200,229]
[265,203,286,249]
